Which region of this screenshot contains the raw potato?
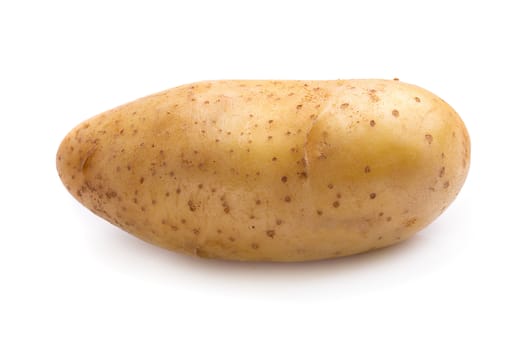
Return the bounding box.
[57,80,470,262]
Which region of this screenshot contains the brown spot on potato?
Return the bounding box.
[188,200,197,211]
[284,195,291,202]
[340,103,349,109]
[266,230,275,238]
[317,210,323,216]
[272,157,277,161]
[276,219,283,225]
[414,97,421,103]
[364,165,371,173]
[443,181,450,189]
[255,199,261,205]
[404,217,417,227]
[392,109,399,117]
[369,193,376,199]
[368,89,380,102]
[327,183,334,189]
[281,176,288,183]
[333,201,340,208]
[252,243,259,249]
[139,177,144,184]
[425,134,433,144]
[370,120,376,127]
[439,167,445,177]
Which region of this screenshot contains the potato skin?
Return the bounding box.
[57,80,470,261]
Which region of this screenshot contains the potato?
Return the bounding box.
[57,79,470,261]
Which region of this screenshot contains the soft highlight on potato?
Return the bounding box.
[57,79,470,261]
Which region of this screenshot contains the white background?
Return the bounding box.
[1,1,524,349]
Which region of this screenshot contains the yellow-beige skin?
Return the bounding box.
[57,80,470,261]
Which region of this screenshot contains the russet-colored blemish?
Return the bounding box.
[370,120,376,127]
[188,200,196,211]
[333,201,340,208]
[281,176,288,183]
[266,230,275,238]
[439,167,445,177]
[284,195,291,202]
[404,217,417,227]
[414,96,421,103]
[276,219,283,225]
[392,109,399,117]
[140,177,144,184]
[317,210,323,216]
[364,165,371,173]
[425,134,433,144]
[368,89,380,102]
[443,181,450,189]
[252,243,259,249]
[272,157,277,161]
[255,199,261,205]
[327,183,334,189]
[370,193,376,199]
[340,103,349,109]
[296,104,303,110]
